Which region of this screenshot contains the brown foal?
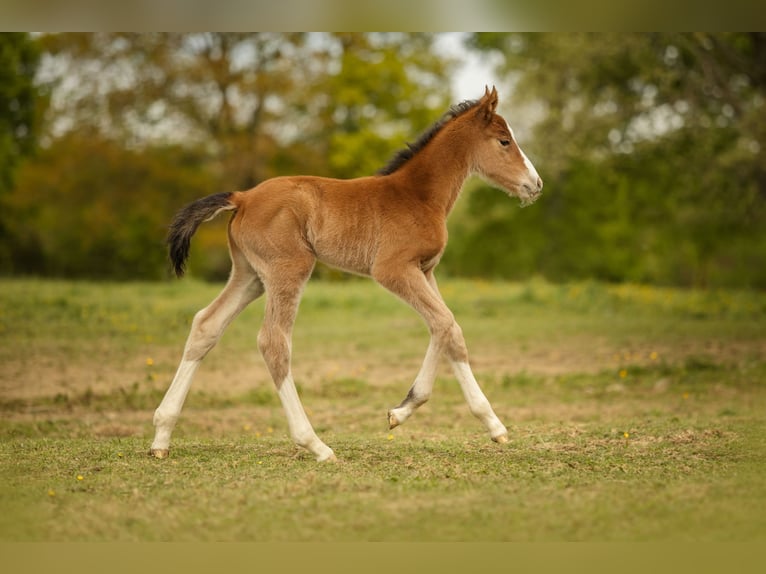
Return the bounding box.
[150,86,543,461]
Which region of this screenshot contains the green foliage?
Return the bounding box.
[445,129,766,287]
[3,33,765,286]
[37,33,451,185]
[38,33,314,191]
[317,33,452,178]
[0,33,40,195]
[4,33,451,280]
[4,134,217,279]
[452,33,766,287]
[0,33,43,271]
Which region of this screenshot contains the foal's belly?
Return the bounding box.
[312,236,376,277]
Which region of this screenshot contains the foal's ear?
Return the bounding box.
[478,85,499,121]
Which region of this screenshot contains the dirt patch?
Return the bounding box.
[1,337,764,403]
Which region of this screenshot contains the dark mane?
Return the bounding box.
[377,98,480,176]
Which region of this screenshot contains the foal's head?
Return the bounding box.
[467,86,543,207]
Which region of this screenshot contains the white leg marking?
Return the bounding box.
[150,272,263,458]
[278,376,335,462]
[389,339,440,428]
[451,361,508,441]
[151,359,200,453]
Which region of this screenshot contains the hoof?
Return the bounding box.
[387,411,400,430]
[317,451,338,463]
[150,448,170,459]
[492,434,509,444]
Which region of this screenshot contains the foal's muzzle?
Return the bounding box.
[519,179,543,207]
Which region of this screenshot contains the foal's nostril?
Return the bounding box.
[536,177,543,191]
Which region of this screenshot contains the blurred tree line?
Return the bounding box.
[1,33,764,287]
[0,33,41,271]
[447,33,766,288]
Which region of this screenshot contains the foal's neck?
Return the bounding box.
[388,125,473,217]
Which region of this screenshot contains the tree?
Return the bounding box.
[38,33,453,186]
[7,133,218,279]
[451,33,766,287]
[0,33,40,195]
[6,33,454,280]
[315,33,452,178]
[39,33,312,191]
[0,33,43,271]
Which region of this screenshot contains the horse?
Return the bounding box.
[150,86,543,462]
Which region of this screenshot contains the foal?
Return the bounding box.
[150,86,542,461]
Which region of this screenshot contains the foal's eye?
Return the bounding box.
[499,139,511,147]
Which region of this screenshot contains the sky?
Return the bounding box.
[434,32,502,102]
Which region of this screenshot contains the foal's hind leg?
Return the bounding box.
[150,264,264,458]
[258,258,335,462]
[378,265,508,442]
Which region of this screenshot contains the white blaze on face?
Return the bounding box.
[521,147,540,184]
[508,123,541,186]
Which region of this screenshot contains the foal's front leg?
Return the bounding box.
[388,339,439,429]
[388,270,442,428]
[379,266,508,443]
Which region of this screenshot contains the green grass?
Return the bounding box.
[1,277,765,541]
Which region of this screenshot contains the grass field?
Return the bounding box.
[1,277,765,541]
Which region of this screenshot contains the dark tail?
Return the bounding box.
[167,192,236,278]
